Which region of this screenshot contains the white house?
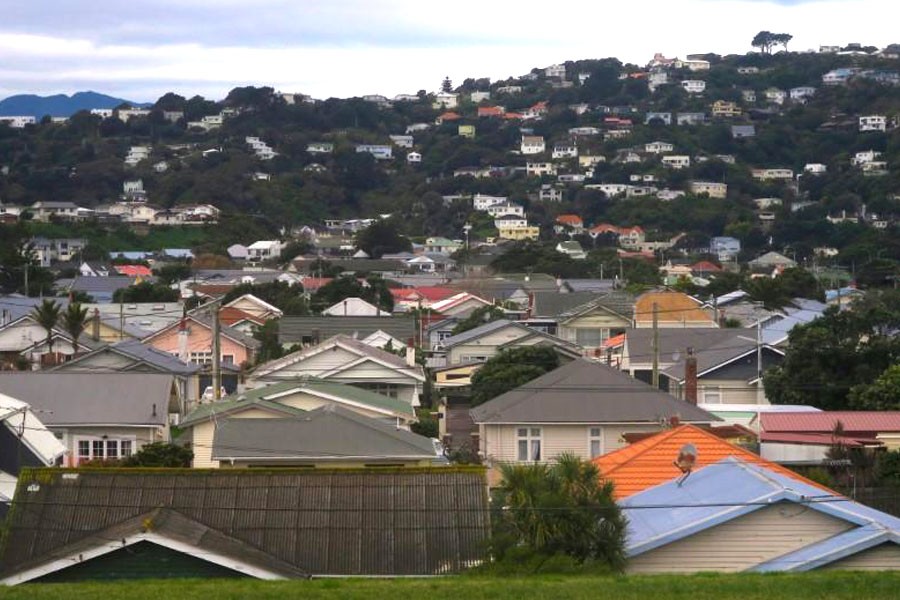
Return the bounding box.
[356,145,393,160]
[526,162,557,177]
[432,92,458,109]
[690,181,728,198]
[521,135,546,154]
[486,202,525,218]
[789,86,816,101]
[764,88,787,105]
[661,155,691,169]
[473,194,507,211]
[751,168,794,181]
[544,64,567,78]
[0,116,36,128]
[859,115,887,132]
[804,163,827,175]
[246,240,284,262]
[406,151,422,163]
[552,142,578,159]
[645,141,674,154]
[681,80,706,94]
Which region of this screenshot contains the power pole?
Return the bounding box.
[212,306,222,401]
[119,302,124,341]
[651,302,660,389]
[756,316,764,404]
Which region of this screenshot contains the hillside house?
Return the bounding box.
[521,135,546,154]
[681,80,706,94]
[690,181,728,198]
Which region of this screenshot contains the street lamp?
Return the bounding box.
[463,223,472,251]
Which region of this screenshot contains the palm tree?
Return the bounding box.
[31,299,61,357]
[62,302,89,355]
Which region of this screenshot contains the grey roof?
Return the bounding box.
[439,319,581,354]
[470,358,718,424]
[2,467,489,577]
[293,257,407,274]
[531,291,604,317]
[625,327,753,365]
[561,279,617,293]
[558,291,635,321]
[661,334,780,381]
[64,275,142,295]
[0,373,173,426]
[278,315,416,345]
[0,295,69,323]
[54,339,200,376]
[212,405,437,461]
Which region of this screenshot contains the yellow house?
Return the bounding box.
[458,124,476,138]
[497,224,539,240]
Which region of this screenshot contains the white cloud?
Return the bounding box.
[0,0,896,101]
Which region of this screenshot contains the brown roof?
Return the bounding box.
[1,468,489,579]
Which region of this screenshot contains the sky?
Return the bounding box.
[0,0,896,103]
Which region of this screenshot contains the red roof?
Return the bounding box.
[593,424,834,500]
[438,111,461,121]
[601,333,625,349]
[299,277,333,292]
[759,432,879,447]
[218,307,265,327]
[761,411,900,434]
[114,265,152,277]
[477,106,504,118]
[503,112,523,120]
[691,260,722,272]
[590,223,619,235]
[556,214,583,226]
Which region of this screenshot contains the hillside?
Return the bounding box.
[0,91,146,118]
[0,47,899,280]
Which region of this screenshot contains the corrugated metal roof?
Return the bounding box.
[278,316,416,345]
[1,467,489,577]
[761,412,900,433]
[759,432,875,446]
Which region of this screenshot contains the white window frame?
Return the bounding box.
[588,427,603,459]
[189,351,213,365]
[74,436,136,465]
[701,386,722,404]
[516,427,542,462]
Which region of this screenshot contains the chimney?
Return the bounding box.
[91,308,101,341]
[684,346,698,405]
[178,317,189,362]
[525,292,535,320]
[405,339,417,367]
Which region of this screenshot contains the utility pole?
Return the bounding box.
[212,306,222,401]
[119,302,125,341]
[756,316,764,404]
[651,302,659,389]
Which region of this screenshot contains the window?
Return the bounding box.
[575,328,605,348]
[516,427,542,462]
[355,382,399,398]
[222,354,235,365]
[702,387,722,404]
[75,437,135,464]
[189,351,213,365]
[589,427,603,459]
[78,440,90,460]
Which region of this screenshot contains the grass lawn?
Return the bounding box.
[3,572,899,600]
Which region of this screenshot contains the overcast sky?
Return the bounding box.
[1,0,896,102]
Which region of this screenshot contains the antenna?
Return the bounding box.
[674,443,698,486]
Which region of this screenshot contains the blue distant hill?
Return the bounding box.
[0,91,151,118]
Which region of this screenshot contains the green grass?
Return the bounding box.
[4,572,900,600]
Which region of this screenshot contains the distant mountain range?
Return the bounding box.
[0,91,151,118]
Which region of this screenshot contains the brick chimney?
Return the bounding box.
[684,346,698,405]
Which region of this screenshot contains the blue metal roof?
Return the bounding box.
[621,457,900,567]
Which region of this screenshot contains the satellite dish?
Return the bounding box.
[674,443,698,486]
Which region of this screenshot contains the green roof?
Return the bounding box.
[181,377,415,428]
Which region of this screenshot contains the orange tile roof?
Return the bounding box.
[593,424,835,500]
[634,290,714,324]
[218,306,265,327]
[556,214,583,226]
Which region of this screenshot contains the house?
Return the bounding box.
[277,315,416,347]
[497,223,539,241]
[554,293,634,351]
[28,201,83,223]
[0,312,101,369]
[0,467,489,581]
[790,86,816,101]
[731,124,756,138]
[645,141,674,154]
[689,181,727,198]
[676,112,706,125]
[804,163,827,175]
[539,184,564,202]
[222,293,283,321]
[711,100,741,118]
[486,202,525,218]
[710,236,741,261]
[435,111,460,124]
[470,359,718,484]
[764,87,787,104]
[748,251,797,270]
[681,80,706,94]
[0,394,65,517]
[0,373,175,466]
[180,377,420,467]
[554,214,584,234]
[472,193,507,210]
[661,155,691,169]
[594,423,831,499]
[430,292,494,319]
[859,115,887,132]
[520,135,546,154]
[407,151,422,163]
[544,64,567,78]
[246,240,284,262]
[758,411,900,464]
[424,237,462,255]
[437,319,582,367]
[432,91,459,109]
[620,457,900,573]
[633,290,717,328]
[555,241,586,259]
[405,253,456,273]
[644,112,672,125]
[306,142,334,154]
[355,144,393,160]
[742,89,757,102]
[457,124,475,138]
[322,297,391,317]
[141,312,260,371]
[552,141,578,159]
[526,161,556,176]
[53,339,201,407]
[249,334,425,407]
[752,168,794,181]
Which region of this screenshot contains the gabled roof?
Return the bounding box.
[470,359,718,425]
[223,293,283,317]
[144,312,260,350]
[53,339,200,376]
[760,411,900,434]
[660,336,783,382]
[251,334,424,382]
[594,424,832,499]
[430,292,492,313]
[278,315,416,345]
[0,394,66,464]
[212,405,436,462]
[557,291,635,323]
[634,291,714,325]
[217,306,266,327]
[0,373,173,426]
[621,457,900,569]
[626,328,751,365]
[1,467,489,579]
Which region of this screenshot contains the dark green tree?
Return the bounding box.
[220,281,308,316]
[122,442,193,467]
[31,299,61,355]
[490,453,626,571]
[451,305,507,335]
[61,302,89,354]
[355,220,412,258]
[113,282,180,303]
[849,364,900,411]
[470,346,562,406]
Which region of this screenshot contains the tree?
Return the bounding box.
[355,220,412,258]
[153,263,192,286]
[113,282,180,303]
[253,319,286,365]
[31,299,61,356]
[751,31,777,54]
[122,442,193,467]
[470,347,561,406]
[61,302,89,354]
[490,454,626,571]
[441,77,453,93]
[221,281,308,316]
[849,364,900,411]
[451,305,507,335]
[773,32,793,52]
[310,275,394,314]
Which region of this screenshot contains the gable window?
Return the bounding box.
[516,427,542,462]
[702,386,722,404]
[355,382,399,398]
[575,328,605,348]
[589,427,603,458]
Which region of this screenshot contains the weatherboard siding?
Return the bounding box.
[258,346,362,378]
[191,407,285,468]
[626,503,854,574]
[821,543,900,570]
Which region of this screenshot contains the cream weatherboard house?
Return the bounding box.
[249,334,426,407]
[469,359,717,484]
